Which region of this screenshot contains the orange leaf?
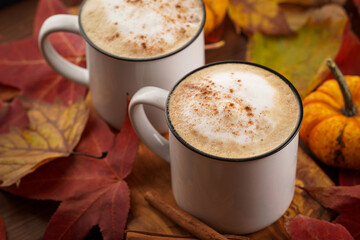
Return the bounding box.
[0,97,89,187]
[228,0,293,35]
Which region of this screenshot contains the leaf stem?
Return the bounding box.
[327,59,358,117]
[71,151,108,159]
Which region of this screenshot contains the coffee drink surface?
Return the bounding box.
[168,63,300,159]
[80,0,204,59]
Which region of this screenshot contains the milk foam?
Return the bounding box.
[181,71,275,145]
[169,63,300,158]
[80,0,203,58]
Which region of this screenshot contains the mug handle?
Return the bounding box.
[129,87,170,162]
[38,14,89,87]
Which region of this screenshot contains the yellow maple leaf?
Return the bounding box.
[277,0,345,7]
[228,0,293,34]
[0,97,89,187]
[280,3,347,31]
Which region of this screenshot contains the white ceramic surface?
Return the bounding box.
[38,5,205,131]
[128,62,303,234]
[170,131,298,234]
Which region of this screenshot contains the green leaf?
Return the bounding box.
[246,19,346,98]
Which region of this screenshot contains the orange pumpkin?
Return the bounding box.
[300,59,360,169]
[203,0,229,36]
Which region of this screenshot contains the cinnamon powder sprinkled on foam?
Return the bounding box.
[168,63,300,158]
[81,0,204,58]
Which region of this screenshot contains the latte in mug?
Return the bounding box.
[168,62,300,159]
[80,0,204,59]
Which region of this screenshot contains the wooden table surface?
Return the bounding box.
[0,1,340,239]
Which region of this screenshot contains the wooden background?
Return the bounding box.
[0,0,339,239]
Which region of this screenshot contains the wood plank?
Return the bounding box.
[0,191,58,240]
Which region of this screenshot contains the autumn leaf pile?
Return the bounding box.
[205,0,360,98]
[207,0,360,239]
[0,0,139,239]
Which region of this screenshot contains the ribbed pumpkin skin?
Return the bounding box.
[203,0,229,36]
[300,76,360,169]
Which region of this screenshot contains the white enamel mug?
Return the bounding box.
[129,61,303,234]
[38,0,205,132]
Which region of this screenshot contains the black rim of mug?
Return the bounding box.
[77,0,206,62]
[165,60,304,162]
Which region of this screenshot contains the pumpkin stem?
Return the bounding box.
[327,59,358,117]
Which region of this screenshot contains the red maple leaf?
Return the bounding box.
[304,185,360,240]
[332,22,360,77]
[0,98,28,134]
[0,0,86,105]
[0,215,6,240]
[340,170,360,186]
[285,215,354,240]
[2,112,139,239]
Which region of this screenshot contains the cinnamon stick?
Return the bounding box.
[144,191,229,240]
[126,230,251,240]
